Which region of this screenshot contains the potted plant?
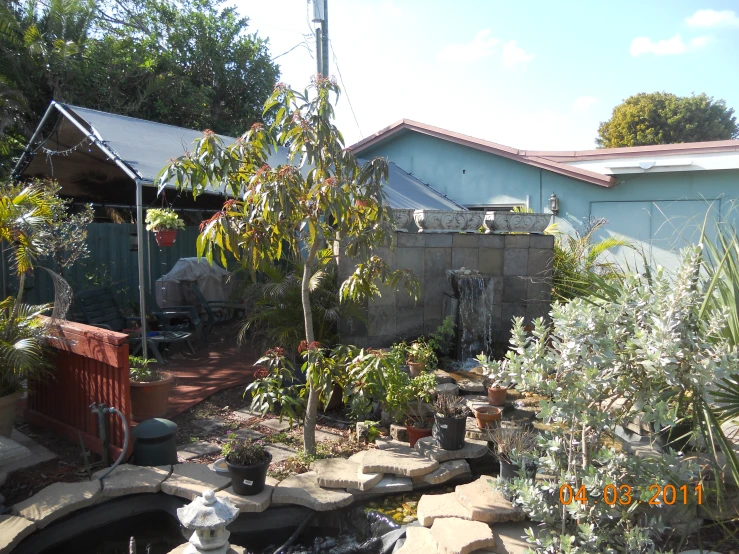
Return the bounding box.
[433,394,469,450]
[222,436,272,495]
[145,208,185,247]
[477,353,511,406]
[0,299,51,437]
[406,339,436,377]
[486,424,538,482]
[404,372,437,447]
[129,355,173,422]
[473,405,502,429]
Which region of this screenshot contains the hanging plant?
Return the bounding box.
[145,208,185,247]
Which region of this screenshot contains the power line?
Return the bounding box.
[272,39,313,61]
[329,40,363,140]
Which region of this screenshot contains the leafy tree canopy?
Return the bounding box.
[0,0,280,172]
[596,92,738,148]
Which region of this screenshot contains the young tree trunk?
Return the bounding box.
[302,240,320,455]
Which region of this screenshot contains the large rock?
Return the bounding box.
[429,517,496,554]
[0,515,36,553]
[160,463,231,501]
[455,476,525,523]
[348,474,413,497]
[413,459,470,485]
[13,481,102,529]
[94,464,171,497]
[271,472,353,511]
[417,492,473,526]
[359,447,439,477]
[311,458,382,491]
[216,477,279,513]
[414,437,488,462]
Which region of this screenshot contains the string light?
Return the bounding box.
[40,135,94,157]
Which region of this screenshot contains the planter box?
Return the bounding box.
[483,212,550,234]
[413,210,483,233]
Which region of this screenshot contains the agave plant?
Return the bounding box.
[0,297,51,397]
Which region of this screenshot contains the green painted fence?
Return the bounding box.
[5,223,203,312]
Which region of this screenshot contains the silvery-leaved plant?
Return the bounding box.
[497,246,736,552]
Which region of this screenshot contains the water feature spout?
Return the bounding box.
[445,268,495,362]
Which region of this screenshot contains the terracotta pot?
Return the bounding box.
[0,391,20,437]
[474,406,502,429]
[487,386,508,406]
[154,230,177,247]
[406,423,433,447]
[407,361,426,377]
[130,372,173,422]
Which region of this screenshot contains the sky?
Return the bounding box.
[232,0,739,150]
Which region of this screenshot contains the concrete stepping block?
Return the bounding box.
[192,416,226,432]
[13,481,102,529]
[232,407,264,420]
[448,372,487,394]
[413,459,470,485]
[259,419,295,432]
[455,476,525,523]
[217,477,279,513]
[417,492,474,526]
[359,448,439,477]
[272,472,353,511]
[93,464,172,497]
[430,517,496,554]
[315,429,343,442]
[348,474,413,497]
[1,431,56,474]
[463,396,491,411]
[395,526,438,554]
[0,437,32,466]
[311,458,382,491]
[464,417,487,441]
[225,428,266,441]
[161,463,231,501]
[0,515,36,553]
[490,521,534,554]
[265,443,296,464]
[434,369,454,384]
[414,437,488,462]
[177,441,221,461]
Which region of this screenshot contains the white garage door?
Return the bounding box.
[590,199,721,272]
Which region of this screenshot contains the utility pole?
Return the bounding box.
[312,0,329,77]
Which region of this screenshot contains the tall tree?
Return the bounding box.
[596,92,738,148]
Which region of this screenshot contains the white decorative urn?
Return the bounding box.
[483,211,551,234]
[413,210,483,233]
[176,489,240,554]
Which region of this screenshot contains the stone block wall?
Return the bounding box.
[337,232,554,348]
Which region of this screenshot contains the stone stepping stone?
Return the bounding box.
[225,428,266,441]
[272,472,353,511]
[491,521,534,554]
[265,443,296,464]
[0,515,36,553]
[232,407,264,420]
[463,396,491,411]
[217,476,279,513]
[395,526,438,554]
[447,372,487,394]
[93,464,172,498]
[192,416,226,433]
[417,492,474,526]
[315,429,343,442]
[455,476,525,523]
[414,437,488,462]
[259,419,295,432]
[464,417,487,441]
[177,441,221,461]
[0,437,32,466]
[413,459,470,485]
[359,448,439,477]
[160,463,231,501]
[311,458,382,491]
[348,474,412,497]
[434,369,454,384]
[429,517,496,554]
[13,481,102,529]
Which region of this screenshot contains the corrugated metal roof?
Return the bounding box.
[63,105,462,209]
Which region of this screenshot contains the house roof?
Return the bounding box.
[349,119,739,186]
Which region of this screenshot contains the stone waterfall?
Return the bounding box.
[445,269,495,363]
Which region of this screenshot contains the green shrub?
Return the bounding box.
[222,436,269,466]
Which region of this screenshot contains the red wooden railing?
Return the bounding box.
[24,318,133,461]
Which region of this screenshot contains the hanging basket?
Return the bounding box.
[154,230,178,247]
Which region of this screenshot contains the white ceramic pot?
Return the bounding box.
[483,212,551,234]
[413,210,483,233]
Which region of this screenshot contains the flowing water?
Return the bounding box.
[455,274,495,361]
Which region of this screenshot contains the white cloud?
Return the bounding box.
[686,9,739,28]
[629,33,709,56]
[501,40,534,68]
[438,29,500,63]
[573,96,598,112]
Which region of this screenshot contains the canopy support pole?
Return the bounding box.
[135,179,148,360]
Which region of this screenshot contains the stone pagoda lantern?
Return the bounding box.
[176,489,240,554]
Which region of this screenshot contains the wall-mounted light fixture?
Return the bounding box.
[549,193,559,216]
[129,231,138,252]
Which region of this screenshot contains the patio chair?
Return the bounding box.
[185,282,242,335]
[147,292,205,343]
[76,287,194,364]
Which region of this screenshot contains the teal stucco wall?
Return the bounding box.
[361,131,739,270]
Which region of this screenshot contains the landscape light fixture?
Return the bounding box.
[549,193,559,215]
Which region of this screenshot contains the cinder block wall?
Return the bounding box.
[337,232,554,348]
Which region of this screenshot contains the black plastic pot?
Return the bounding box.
[434,414,466,450]
[226,452,272,495]
[657,422,694,452]
[499,459,537,481]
